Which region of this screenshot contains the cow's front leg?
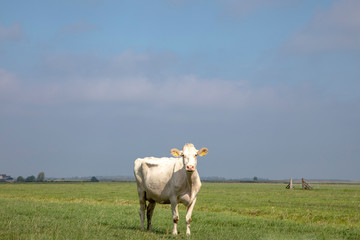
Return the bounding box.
[185,197,197,235]
[171,202,179,235]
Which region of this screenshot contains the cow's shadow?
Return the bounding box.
[121,225,175,236]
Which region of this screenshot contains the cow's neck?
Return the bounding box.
[185,170,201,202]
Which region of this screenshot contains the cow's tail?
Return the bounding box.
[134,158,143,187]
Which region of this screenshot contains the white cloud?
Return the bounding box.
[0,23,24,42]
[284,0,360,53]
[0,67,318,112]
[0,51,326,112]
[2,74,247,109]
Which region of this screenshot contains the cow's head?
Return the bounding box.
[170,143,209,172]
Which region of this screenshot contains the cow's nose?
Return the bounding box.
[186,165,195,171]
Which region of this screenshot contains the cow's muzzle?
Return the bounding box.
[186,165,195,172]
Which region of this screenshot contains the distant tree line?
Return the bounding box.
[15,173,101,183]
[17,172,45,182]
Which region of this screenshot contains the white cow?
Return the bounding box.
[134,143,209,235]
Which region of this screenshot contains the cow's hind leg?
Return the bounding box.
[146,201,156,231]
[138,191,146,231]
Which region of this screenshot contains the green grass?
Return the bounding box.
[0,182,359,239]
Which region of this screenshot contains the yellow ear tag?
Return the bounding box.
[199,148,208,156]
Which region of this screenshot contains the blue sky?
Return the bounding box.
[1,0,359,180]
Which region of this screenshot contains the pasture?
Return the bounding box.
[0,182,359,239]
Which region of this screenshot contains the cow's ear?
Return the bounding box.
[171,148,182,157]
[197,148,209,156]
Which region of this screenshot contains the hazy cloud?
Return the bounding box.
[0,69,20,99]
[109,50,178,77]
[0,23,24,42]
[61,20,99,34]
[284,0,360,53]
[0,48,331,112]
[39,50,178,79]
[220,0,298,19]
[1,71,244,109]
[0,66,323,113]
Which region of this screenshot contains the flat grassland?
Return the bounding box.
[0,182,359,239]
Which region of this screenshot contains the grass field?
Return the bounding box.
[0,182,359,239]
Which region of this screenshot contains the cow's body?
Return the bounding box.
[134,144,208,235]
